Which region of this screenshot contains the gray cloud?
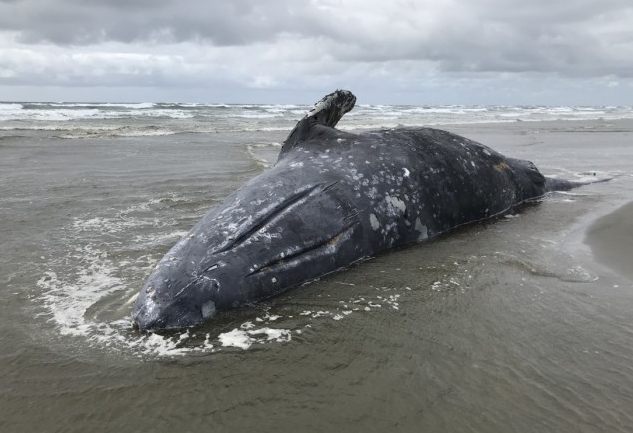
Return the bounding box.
[0,0,326,45]
[0,0,632,103]
[3,0,632,73]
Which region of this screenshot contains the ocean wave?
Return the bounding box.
[0,124,184,139]
[2,102,633,136]
[0,102,24,111]
[236,112,285,119]
[20,102,156,109]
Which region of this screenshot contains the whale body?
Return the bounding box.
[133,90,586,331]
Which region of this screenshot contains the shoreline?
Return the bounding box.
[344,116,633,131]
[439,117,633,135]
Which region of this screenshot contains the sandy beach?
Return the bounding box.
[443,119,633,286]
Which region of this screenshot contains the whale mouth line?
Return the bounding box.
[247,220,360,277]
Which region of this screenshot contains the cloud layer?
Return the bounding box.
[1,0,632,103]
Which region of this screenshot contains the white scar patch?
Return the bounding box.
[370,213,380,230]
[385,195,406,214]
[415,218,428,240]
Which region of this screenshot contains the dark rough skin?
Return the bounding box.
[132,90,583,331]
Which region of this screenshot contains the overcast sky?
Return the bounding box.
[1,0,632,104]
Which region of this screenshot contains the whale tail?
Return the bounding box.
[545,172,612,192]
[279,90,356,160]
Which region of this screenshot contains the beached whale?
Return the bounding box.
[133,90,591,331]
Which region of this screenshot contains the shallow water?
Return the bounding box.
[585,202,633,281]
[2,117,633,432]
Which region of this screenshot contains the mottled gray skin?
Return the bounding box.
[133,90,580,331]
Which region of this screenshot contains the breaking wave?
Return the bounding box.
[2,101,632,138]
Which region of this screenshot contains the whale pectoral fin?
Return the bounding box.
[306,89,356,128]
[279,90,356,160]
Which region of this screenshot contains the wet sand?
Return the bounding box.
[585,201,633,282]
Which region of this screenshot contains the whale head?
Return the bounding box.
[132,178,363,331]
[132,258,228,331]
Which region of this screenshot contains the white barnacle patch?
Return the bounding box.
[385,194,406,214]
[369,213,381,231]
[415,218,429,241]
[366,187,379,200]
[271,277,278,283]
[403,168,410,177]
